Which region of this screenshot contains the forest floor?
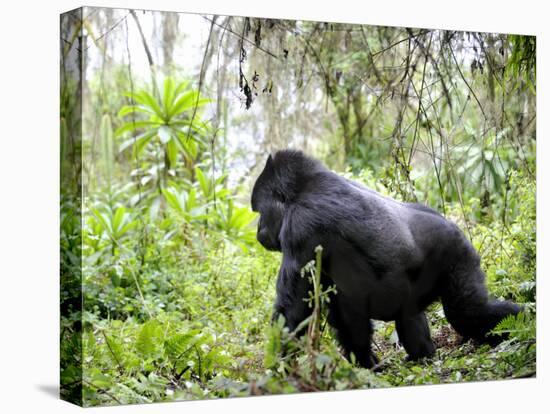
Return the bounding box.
[71,234,535,406]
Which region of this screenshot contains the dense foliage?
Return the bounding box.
[60,9,536,407]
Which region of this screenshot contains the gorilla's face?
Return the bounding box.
[251,155,285,252]
[255,207,283,251]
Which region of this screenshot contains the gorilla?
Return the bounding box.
[251,149,521,368]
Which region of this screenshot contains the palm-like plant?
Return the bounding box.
[89,206,137,256]
[116,78,211,171]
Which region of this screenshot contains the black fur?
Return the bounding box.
[251,150,521,368]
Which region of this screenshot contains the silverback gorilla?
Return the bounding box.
[251,149,521,368]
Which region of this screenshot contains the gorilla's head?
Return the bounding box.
[251,154,285,251]
[251,150,324,252]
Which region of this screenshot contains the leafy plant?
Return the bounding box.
[492,311,535,342]
[161,186,207,223]
[116,78,211,171]
[90,206,137,255]
[214,199,257,245]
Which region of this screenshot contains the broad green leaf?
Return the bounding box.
[162,78,175,113]
[186,188,198,210]
[186,139,198,159]
[172,119,209,141]
[172,80,191,99]
[118,104,155,117]
[117,220,137,238]
[168,90,196,118]
[169,93,211,119]
[90,371,112,388]
[134,130,158,157]
[162,188,184,215]
[195,167,210,197]
[166,138,178,168]
[132,90,165,120]
[119,130,157,153]
[112,206,126,232]
[115,120,159,137]
[91,208,112,235]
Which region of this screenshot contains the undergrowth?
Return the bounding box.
[61,172,536,407]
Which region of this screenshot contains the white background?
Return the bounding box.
[0,0,547,412]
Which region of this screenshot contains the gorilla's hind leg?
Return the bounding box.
[395,312,436,360]
[441,265,521,344]
[328,297,377,368]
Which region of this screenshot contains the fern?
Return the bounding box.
[135,320,163,359]
[164,330,201,362]
[492,311,535,342]
[102,331,125,371]
[264,316,285,369]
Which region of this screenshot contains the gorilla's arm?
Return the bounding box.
[273,253,312,333]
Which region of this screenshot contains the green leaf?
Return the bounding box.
[115,120,159,137]
[117,220,136,238]
[165,330,201,361]
[119,130,157,154]
[195,167,210,197]
[166,138,178,168]
[168,90,195,118]
[173,119,209,140]
[131,90,165,120]
[172,80,191,98]
[136,320,163,359]
[112,207,125,232]
[229,206,256,230]
[109,268,121,287]
[134,130,158,158]
[162,188,184,215]
[118,104,155,118]
[187,188,198,210]
[91,208,112,235]
[162,77,175,113]
[169,92,211,119]
[90,371,112,388]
